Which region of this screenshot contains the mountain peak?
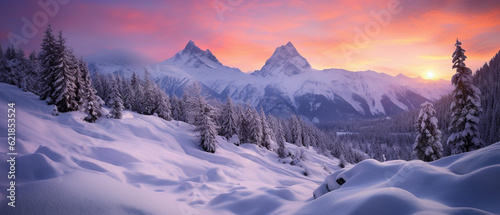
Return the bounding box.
[253,42,311,77]
[182,40,204,56]
[163,40,223,68]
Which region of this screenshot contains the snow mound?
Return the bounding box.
[306,143,500,214]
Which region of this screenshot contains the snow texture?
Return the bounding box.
[1,83,498,215]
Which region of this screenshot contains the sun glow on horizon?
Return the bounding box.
[425,70,436,80]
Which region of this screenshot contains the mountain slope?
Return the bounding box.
[0,83,337,215]
[86,41,453,122]
[1,83,497,214]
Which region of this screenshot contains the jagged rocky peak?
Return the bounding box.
[182,40,205,56]
[168,40,222,67]
[254,41,311,77]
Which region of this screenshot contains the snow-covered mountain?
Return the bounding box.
[252,42,312,77]
[86,41,453,122]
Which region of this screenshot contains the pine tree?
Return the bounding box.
[108,75,124,119]
[0,44,10,83]
[219,97,239,139]
[276,134,287,158]
[120,77,132,110]
[26,51,41,94]
[142,69,155,115]
[194,103,218,153]
[80,60,102,123]
[51,31,78,112]
[260,107,273,150]
[170,95,185,121]
[248,108,263,146]
[290,115,303,146]
[447,39,483,154]
[130,71,143,112]
[182,82,203,125]
[153,86,172,120]
[39,25,58,102]
[414,102,443,161]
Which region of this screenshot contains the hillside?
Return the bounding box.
[0,83,338,215]
[1,82,499,215]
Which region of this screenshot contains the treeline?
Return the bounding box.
[0,26,369,164]
[320,48,500,161]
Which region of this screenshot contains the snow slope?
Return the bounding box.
[0,83,337,215]
[0,83,498,214]
[306,143,500,215]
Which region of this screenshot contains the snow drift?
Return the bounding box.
[306,143,500,215]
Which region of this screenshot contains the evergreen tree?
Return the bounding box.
[170,95,185,121]
[219,97,239,139]
[1,46,17,85]
[276,133,287,158]
[120,76,132,110]
[414,102,443,161]
[142,69,155,115]
[248,108,263,146]
[194,103,218,153]
[182,82,203,125]
[39,25,58,102]
[130,71,143,112]
[51,31,78,112]
[153,86,172,120]
[80,60,102,122]
[447,39,483,154]
[260,107,273,150]
[108,75,124,119]
[26,51,41,94]
[290,115,303,146]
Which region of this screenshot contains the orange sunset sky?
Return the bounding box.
[1,0,500,80]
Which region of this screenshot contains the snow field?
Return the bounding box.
[0,83,337,215]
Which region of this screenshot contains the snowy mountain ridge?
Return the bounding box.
[86,41,453,122]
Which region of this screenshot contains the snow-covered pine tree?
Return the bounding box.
[447,39,483,154]
[1,46,16,85]
[260,107,273,150]
[219,97,239,140]
[92,72,106,99]
[153,86,172,120]
[238,105,251,143]
[0,44,10,83]
[248,108,263,146]
[73,56,86,109]
[276,132,287,158]
[290,115,303,146]
[26,51,41,94]
[130,71,143,113]
[194,102,218,153]
[108,75,124,119]
[120,77,132,110]
[51,31,78,112]
[142,69,155,115]
[8,47,29,90]
[39,25,58,103]
[182,82,203,125]
[170,95,184,121]
[414,102,443,161]
[79,59,102,123]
